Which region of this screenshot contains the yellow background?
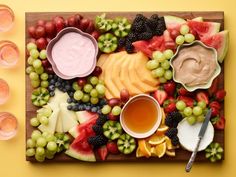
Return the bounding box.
[0,0,235,177]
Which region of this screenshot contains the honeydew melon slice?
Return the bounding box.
[177,118,214,152]
[164,15,186,29]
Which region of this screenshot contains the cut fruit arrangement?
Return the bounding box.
[26,12,228,163]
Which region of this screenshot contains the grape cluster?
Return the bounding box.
[26,42,49,88]
[26,130,70,162]
[146,49,174,83]
[30,106,52,127]
[175,24,195,45]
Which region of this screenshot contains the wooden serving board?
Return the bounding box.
[26,12,225,162]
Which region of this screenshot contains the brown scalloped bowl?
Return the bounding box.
[46,27,98,80]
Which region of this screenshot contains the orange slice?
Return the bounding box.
[161,108,166,125]
[166,149,176,157]
[156,124,169,135]
[138,139,152,157]
[148,134,165,145]
[165,136,174,150]
[136,147,145,158]
[151,147,157,156]
[155,142,166,158]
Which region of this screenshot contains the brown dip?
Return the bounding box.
[172,44,217,87]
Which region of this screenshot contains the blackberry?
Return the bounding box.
[96,114,107,126]
[92,125,103,135]
[169,111,183,123]
[138,32,153,40]
[127,32,138,42]
[145,19,157,30]
[171,136,180,146]
[165,128,178,138]
[87,135,108,148]
[131,21,145,33]
[118,38,126,48]
[125,39,134,54]
[150,14,159,21]
[133,14,147,24]
[165,111,183,128]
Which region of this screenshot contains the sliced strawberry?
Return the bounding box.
[208,77,219,96]
[177,87,192,96]
[215,89,226,102]
[196,91,209,104]
[163,100,176,113]
[163,81,176,96]
[97,145,108,161]
[209,101,221,110]
[177,96,195,107]
[106,141,119,154]
[211,106,220,117]
[153,89,168,105]
[214,116,225,130]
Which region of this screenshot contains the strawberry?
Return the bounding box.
[97,145,108,161]
[177,96,195,107]
[163,81,176,96]
[208,77,219,96]
[196,91,209,104]
[177,87,191,96]
[211,106,220,117]
[163,99,176,113]
[106,141,119,154]
[153,89,168,105]
[209,101,221,110]
[214,116,225,130]
[215,89,226,102]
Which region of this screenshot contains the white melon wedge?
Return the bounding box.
[48,89,69,108]
[38,108,60,134]
[177,118,214,152]
[56,111,63,133]
[60,103,78,132]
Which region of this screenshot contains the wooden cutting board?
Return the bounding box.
[25,11,224,162]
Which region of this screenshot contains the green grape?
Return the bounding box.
[180,24,190,35]
[96,84,106,95]
[193,106,203,116]
[33,59,42,69]
[101,105,112,114]
[45,150,55,159]
[175,35,185,45]
[83,84,93,93]
[90,89,98,98]
[42,132,49,138]
[152,51,165,62]
[184,33,195,43]
[30,117,40,127]
[176,100,186,111]
[82,94,90,102]
[46,134,56,142]
[26,148,35,157]
[72,82,81,91]
[161,60,170,70]
[27,56,35,65]
[74,90,84,101]
[35,66,44,74]
[146,59,159,70]
[163,49,174,59]
[36,147,45,156]
[151,67,165,78]
[26,138,36,148]
[31,80,40,88]
[90,97,99,104]
[36,137,47,147]
[187,115,197,125]
[35,154,45,162]
[197,115,205,122]
[47,141,58,152]
[42,107,52,117]
[30,49,40,59]
[26,66,34,74]
[31,130,42,141]
[40,73,48,81]
[89,76,99,85]
[39,49,47,60]
[164,70,173,80]
[41,81,49,88]
[198,101,206,109]
[27,42,37,52]
[183,107,193,117]
[39,116,49,125]
[29,72,39,81]
[98,80,105,85]
[159,77,167,83]
[111,106,122,116]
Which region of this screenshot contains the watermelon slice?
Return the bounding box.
[76,111,98,123]
[192,17,203,22]
[164,15,186,30]
[187,20,221,39]
[65,130,96,162]
[132,40,152,57]
[201,30,229,63]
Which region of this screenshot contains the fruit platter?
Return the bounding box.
[25,12,228,163]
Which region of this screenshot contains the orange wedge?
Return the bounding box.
[165,136,174,150]
[148,134,165,145]
[138,139,152,157]
[166,149,176,157]
[161,108,166,125]
[156,124,169,135]
[155,142,166,158]
[136,147,145,158]
[151,147,157,156]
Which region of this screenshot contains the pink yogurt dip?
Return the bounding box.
[51,32,96,77]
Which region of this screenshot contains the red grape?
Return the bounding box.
[107,98,120,107]
[77,78,87,87]
[85,20,95,33]
[35,26,46,39]
[37,19,46,27]
[42,59,50,68]
[36,37,47,50]
[91,30,100,40]
[52,16,65,33]
[46,37,52,44]
[74,14,83,27]
[28,26,36,38]
[120,89,130,103]
[108,112,119,121]
[67,15,78,27]
[45,67,54,74]
[45,21,56,36]
[92,66,102,76]
[79,18,90,31]
[28,38,36,44]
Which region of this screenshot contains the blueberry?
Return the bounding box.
[65,85,71,91]
[53,75,58,80]
[49,91,55,96]
[49,79,56,85]
[99,99,107,106]
[57,78,62,82]
[67,105,72,110]
[85,105,91,111]
[72,105,78,111]
[78,105,84,111]
[97,109,102,114]
[48,85,55,91]
[55,82,61,87]
[67,98,73,103]
[91,107,97,113]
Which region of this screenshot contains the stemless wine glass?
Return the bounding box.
[0,40,19,68]
[0,78,10,105]
[0,4,14,32]
[0,112,18,140]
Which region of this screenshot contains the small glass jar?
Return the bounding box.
[0,4,14,32]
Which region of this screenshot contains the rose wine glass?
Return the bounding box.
[0,4,14,32]
[0,112,18,140]
[0,78,10,105]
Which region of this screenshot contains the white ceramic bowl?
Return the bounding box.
[120,94,162,139]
